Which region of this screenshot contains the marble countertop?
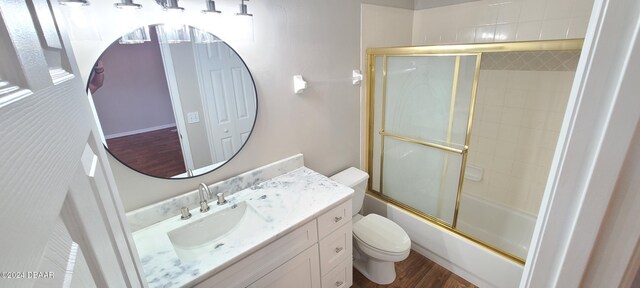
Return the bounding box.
[132,167,353,288]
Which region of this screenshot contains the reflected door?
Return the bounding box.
[194,42,257,163]
[370,54,480,226]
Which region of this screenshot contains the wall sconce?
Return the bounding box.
[59,0,89,6]
[236,0,252,16]
[114,0,142,9]
[202,0,222,13]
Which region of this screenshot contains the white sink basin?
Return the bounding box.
[167,201,263,262]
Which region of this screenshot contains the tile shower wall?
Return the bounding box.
[464,52,578,215]
[412,0,594,45]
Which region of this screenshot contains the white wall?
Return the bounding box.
[360,4,414,51]
[60,0,361,211]
[412,0,593,45]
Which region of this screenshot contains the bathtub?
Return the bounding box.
[363,193,525,288]
[457,193,537,260]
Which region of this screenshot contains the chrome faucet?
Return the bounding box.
[198,183,210,213]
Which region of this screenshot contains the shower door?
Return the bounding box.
[369,53,480,226]
[367,40,584,263]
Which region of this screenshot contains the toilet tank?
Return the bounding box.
[330,167,369,216]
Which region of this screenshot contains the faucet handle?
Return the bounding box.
[216,192,227,205]
[180,207,191,220]
[200,200,210,213]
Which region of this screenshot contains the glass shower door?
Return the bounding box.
[370,54,479,226]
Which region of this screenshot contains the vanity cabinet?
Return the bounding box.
[317,200,353,288]
[247,244,321,288]
[319,222,353,288]
[193,200,352,288]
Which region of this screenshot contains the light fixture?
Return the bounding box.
[114,0,141,9]
[148,0,255,16]
[236,0,252,16]
[59,0,89,6]
[202,0,222,13]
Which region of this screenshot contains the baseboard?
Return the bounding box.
[105,123,176,139]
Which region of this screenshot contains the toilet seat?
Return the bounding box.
[353,214,411,255]
[354,235,410,261]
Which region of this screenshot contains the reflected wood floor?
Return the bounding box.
[106,127,186,177]
[353,250,478,288]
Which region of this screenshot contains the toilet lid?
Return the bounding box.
[353,214,411,254]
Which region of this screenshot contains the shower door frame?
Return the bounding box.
[365,39,584,264]
[374,52,481,229]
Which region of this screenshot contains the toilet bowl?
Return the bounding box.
[330,167,411,285]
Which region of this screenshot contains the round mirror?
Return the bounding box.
[88,24,257,179]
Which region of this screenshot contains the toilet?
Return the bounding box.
[330,167,411,285]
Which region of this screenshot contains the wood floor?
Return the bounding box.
[106,127,186,178]
[353,250,478,288]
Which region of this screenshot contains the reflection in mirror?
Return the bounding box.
[88,24,257,179]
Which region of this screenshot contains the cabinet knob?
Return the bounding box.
[334,216,342,223]
[335,281,344,287]
[335,247,343,253]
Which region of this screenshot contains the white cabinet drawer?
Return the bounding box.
[321,258,352,288]
[317,200,352,239]
[319,220,352,275]
[247,244,321,288]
